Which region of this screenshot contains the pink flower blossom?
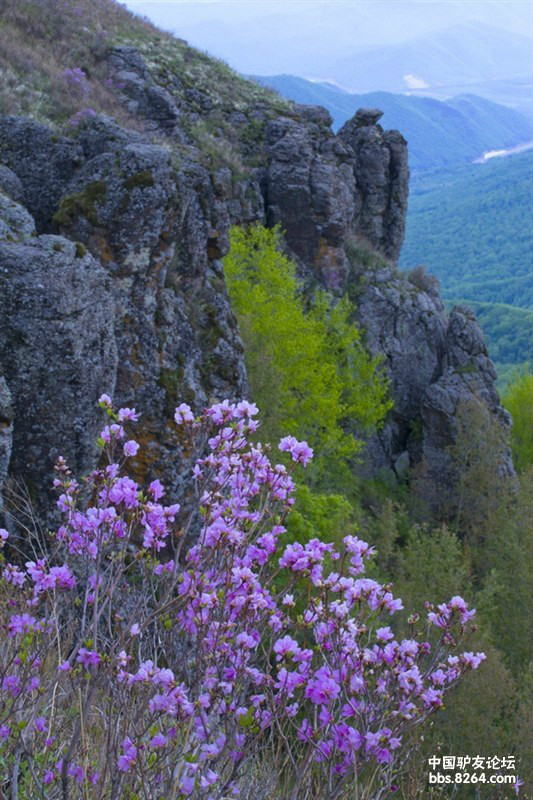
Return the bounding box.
[123,440,139,457]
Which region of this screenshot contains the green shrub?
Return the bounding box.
[502,367,533,471]
[223,224,391,492]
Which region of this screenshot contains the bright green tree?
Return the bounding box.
[223,224,391,491]
[503,367,533,471]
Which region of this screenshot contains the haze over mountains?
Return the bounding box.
[330,22,532,115]
[124,1,533,116]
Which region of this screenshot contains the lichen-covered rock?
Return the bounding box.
[0,376,13,517]
[352,272,513,495]
[417,307,514,501]
[338,113,409,262]
[264,115,355,290]
[0,113,247,517]
[0,165,25,204]
[262,103,409,291]
[107,46,183,136]
[351,263,448,476]
[0,235,117,510]
[0,191,36,242]
[0,116,82,232]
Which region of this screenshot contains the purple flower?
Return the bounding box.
[149,479,165,501]
[123,440,139,457]
[68,108,97,127]
[278,435,313,466]
[305,667,341,705]
[174,403,194,424]
[376,626,394,642]
[461,651,486,670]
[34,716,47,733]
[8,613,37,636]
[76,648,100,668]
[2,675,21,697]
[149,732,167,748]
[118,407,140,422]
[3,563,26,586]
[118,737,138,772]
[43,770,55,784]
[273,635,301,661]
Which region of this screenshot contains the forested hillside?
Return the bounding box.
[400,151,533,379]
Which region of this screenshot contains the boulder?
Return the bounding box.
[0,235,117,511]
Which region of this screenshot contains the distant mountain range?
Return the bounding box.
[254,75,533,173]
[330,22,532,98]
[130,2,533,119]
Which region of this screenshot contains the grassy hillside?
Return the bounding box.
[0,0,287,134]
[254,75,533,173]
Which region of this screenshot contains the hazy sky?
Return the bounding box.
[121,0,533,76]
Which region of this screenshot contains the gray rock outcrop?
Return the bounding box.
[0,43,512,523]
[0,235,117,511]
[0,113,247,517]
[0,377,13,516]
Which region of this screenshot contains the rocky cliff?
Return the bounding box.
[0,20,512,523]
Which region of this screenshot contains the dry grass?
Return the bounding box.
[0,0,290,149]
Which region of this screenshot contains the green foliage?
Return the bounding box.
[285,484,356,547]
[123,170,155,190]
[361,493,533,796]
[444,398,513,568]
[396,525,470,617]
[401,152,533,310]
[345,236,389,272]
[52,180,107,227]
[223,224,391,491]
[400,153,533,377]
[502,368,533,471]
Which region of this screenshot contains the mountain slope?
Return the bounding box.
[255,75,533,172]
[400,151,533,308]
[331,22,532,94]
[400,151,533,379]
[0,0,513,516]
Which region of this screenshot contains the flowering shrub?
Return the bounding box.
[62,67,90,100]
[0,398,485,799]
[68,107,97,127]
